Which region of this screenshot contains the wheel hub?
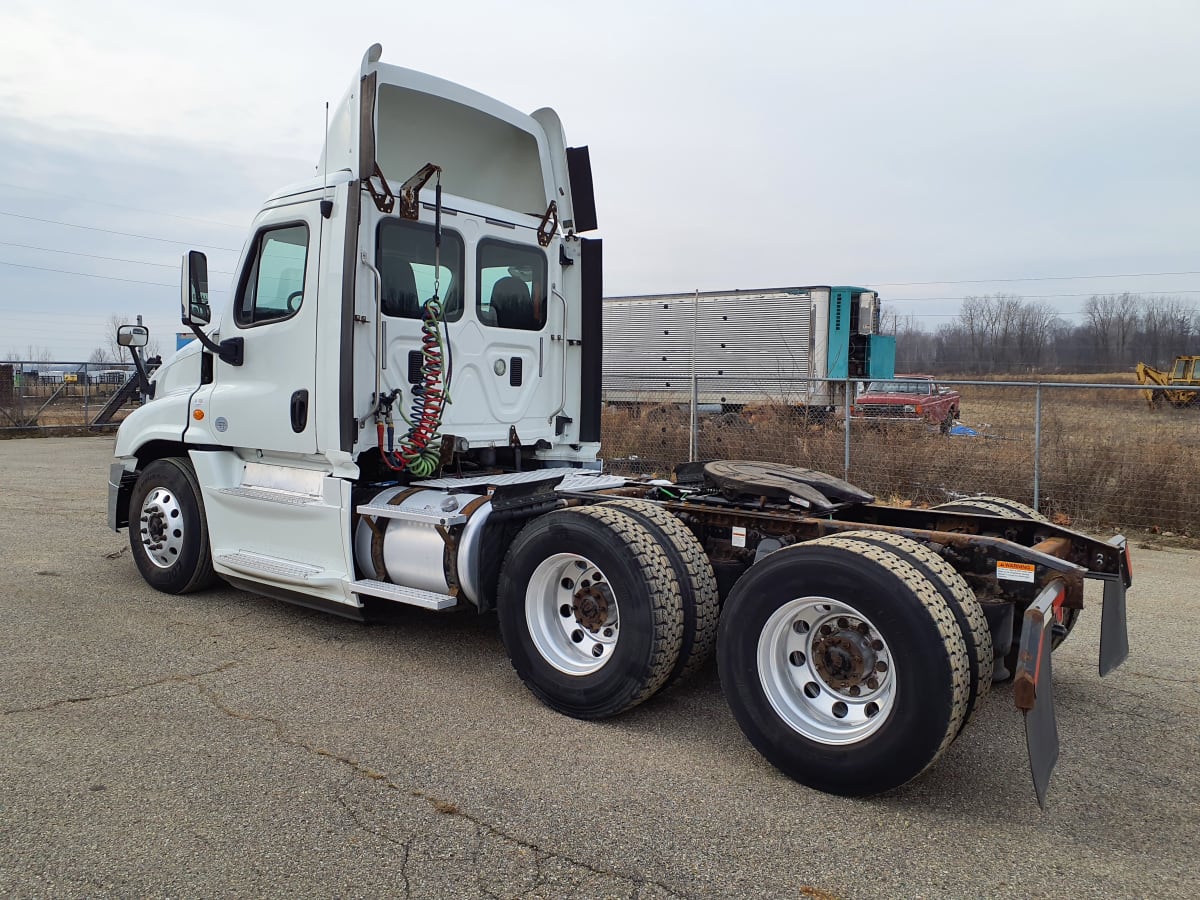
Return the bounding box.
[572,583,613,633]
[138,487,185,569]
[757,597,896,745]
[526,553,620,676]
[812,622,879,692]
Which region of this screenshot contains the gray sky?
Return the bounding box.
[1,0,1198,360]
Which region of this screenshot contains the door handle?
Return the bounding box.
[290,389,309,433]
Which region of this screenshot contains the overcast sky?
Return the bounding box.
[1,0,1197,360]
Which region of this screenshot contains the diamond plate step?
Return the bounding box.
[219,486,319,506]
[355,502,467,527]
[215,551,336,585]
[350,579,458,610]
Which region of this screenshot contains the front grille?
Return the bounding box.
[859,404,918,417]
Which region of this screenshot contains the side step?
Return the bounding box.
[350,579,458,610]
[220,486,320,506]
[215,550,340,586]
[355,501,466,527]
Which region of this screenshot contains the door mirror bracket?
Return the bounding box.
[180,250,244,366]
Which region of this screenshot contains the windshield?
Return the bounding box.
[865,380,932,395]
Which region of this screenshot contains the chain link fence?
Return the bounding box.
[0,361,144,434]
[5,359,1194,534]
[602,376,1200,535]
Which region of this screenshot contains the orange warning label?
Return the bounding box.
[996,560,1036,583]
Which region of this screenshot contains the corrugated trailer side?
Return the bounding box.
[602,286,834,408]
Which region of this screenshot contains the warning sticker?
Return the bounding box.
[996,560,1036,583]
[731,526,747,548]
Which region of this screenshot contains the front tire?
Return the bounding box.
[497,507,684,720]
[717,538,970,796]
[128,457,218,594]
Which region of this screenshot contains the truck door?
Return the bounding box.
[204,200,322,456]
[471,235,555,433]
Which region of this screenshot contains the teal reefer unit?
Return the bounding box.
[825,286,896,380]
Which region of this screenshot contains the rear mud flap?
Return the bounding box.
[1100,535,1131,677]
[1014,581,1064,808]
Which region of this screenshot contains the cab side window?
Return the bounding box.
[477,239,547,330]
[235,224,309,326]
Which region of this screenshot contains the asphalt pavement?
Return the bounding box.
[0,437,1197,899]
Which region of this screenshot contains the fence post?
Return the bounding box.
[843,377,852,480]
[1033,382,1042,513]
[689,289,699,462]
[83,363,90,425]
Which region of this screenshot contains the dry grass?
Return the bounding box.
[603,391,1200,535]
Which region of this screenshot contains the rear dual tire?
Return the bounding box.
[497,506,685,720]
[718,537,971,796]
[932,495,1078,663]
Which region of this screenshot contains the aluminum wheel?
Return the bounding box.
[526,553,620,676]
[757,596,896,745]
[137,486,186,569]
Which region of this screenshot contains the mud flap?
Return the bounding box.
[1100,535,1130,677]
[1014,581,1065,808]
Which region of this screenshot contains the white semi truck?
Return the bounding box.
[109,45,1130,805]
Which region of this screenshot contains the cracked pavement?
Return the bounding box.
[1,437,1199,898]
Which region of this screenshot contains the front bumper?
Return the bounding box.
[108,461,136,532]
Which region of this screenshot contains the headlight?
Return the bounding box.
[903,405,916,414]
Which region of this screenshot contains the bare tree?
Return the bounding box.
[1084,294,1140,368]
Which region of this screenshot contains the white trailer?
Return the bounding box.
[108,45,1130,805]
[603,286,896,411]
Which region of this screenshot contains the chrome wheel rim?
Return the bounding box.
[757,596,895,745]
[526,553,619,676]
[138,486,185,569]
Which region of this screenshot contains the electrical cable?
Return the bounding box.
[868,269,1200,288]
[0,259,228,291]
[0,210,239,251]
[0,240,231,274]
[0,180,245,230]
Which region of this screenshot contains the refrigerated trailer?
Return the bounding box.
[108,44,1129,806]
[602,286,896,411]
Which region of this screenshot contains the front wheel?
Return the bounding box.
[127,457,218,594]
[717,538,970,796]
[496,506,684,720]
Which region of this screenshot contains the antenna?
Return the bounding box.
[320,102,333,219]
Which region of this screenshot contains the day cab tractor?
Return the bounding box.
[108,45,1130,806]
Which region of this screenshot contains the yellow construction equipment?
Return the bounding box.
[1135,356,1200,408]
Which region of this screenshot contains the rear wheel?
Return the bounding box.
[128,457,218,594]
[717,538,970,796]
[933,495,1048,523]
[599,499,719,687]
[497,506,684,719]
[932,495,1077,667]
[822,531,992,732]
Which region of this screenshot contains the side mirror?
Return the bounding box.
[181,250,211,327]
[117,324,150,348]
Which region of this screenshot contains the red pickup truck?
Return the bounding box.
[849,375,961,432]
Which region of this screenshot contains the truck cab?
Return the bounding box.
[110,44,603,615]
